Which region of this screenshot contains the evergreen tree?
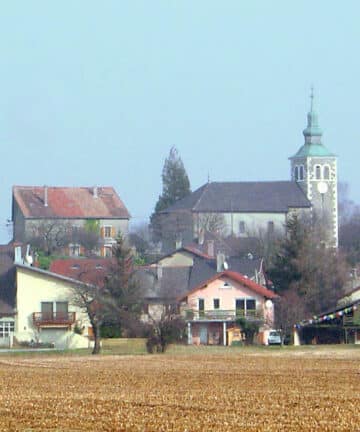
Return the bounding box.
[150,147,191,241]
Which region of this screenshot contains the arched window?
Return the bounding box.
[314,165,321,180]
[323,165,330,180]
[299,165,304,180]
[294,166,299,181]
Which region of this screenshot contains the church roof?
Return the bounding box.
[291,143,335,158]
[161,181,311,214]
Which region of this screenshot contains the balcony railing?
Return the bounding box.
[33,312,76,326]
[183,309,263,321]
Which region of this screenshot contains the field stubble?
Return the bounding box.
[0,347,359,431]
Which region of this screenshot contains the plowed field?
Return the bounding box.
[0,348,359,431]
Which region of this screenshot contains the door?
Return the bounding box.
[41,302,53,321]
[56,302,68,321]
[199,325,208,344]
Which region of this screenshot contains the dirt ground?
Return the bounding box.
[0,346,359,431]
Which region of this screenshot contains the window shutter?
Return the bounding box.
[100,227,105,238]
[111,226,116,238]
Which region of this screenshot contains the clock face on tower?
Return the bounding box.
[317,181,328,194]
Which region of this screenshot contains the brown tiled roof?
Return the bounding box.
[13,186,130,219]
[178,270,277,301]
[50,258,113,286]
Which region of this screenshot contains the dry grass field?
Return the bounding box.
[0,346,359,431]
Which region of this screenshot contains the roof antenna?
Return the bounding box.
[207,172,210,183]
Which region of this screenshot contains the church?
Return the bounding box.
[158,91,338,251]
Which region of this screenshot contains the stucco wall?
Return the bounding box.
[186,276,270,315]
[15,267,90,348]
[157,251,194,267]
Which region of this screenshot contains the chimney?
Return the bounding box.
[216,252,225,272]
[93,186,98,199]
[44,186,48,207]
[207,240,215,257]
[14,246,22,264]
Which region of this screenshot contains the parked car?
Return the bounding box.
[268,330,281,345]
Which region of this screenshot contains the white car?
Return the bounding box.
[268,330,281,345]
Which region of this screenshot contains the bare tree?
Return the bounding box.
[27,220,72,255]
[145,306,185,353]
[71,236,142,354]
[197,213,226,236]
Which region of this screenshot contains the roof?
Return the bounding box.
[13,186,130,219]
[135,266,191,300]
[162,181,311,213]
[49,258,113,286]
[178,270,277,301]
[290,143,335,158]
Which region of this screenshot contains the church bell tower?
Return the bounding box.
[290,89,338,247]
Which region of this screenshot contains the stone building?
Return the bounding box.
[157,91,338,251]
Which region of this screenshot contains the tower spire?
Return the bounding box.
[303,86,322,143]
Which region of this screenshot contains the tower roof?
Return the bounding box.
[291,88,335,159]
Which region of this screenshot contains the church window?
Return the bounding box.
[239,221,246,234]
[323,165,330,180]
[294,166,299,181]
[268,221,274,234]
[299,165,304,180]
[314,165,321,180]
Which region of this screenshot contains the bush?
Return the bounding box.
[235,318,260,345]
[146,316,185,354]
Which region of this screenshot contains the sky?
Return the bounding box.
[0,1,359,242]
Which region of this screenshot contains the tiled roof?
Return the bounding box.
[50,258,112,286]
[13,186,130,219]
[162,181,311,213]
[179,270,277,301]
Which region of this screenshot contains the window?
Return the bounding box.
[239,221,246,234]
[294,166,299,181]
[56,302,68,319]
[41,302,54,320]
[0,321,14,338]
[235,299,256,317]
[104,246,112,257]
[213,299,220,309]
[198,298,205,317]
[323,165,330,180]
[69,244,80,257]
[314,165,321,180]
[294,165,304,181]
[268,221,274,234]
[236,299,245,316]
[104,226,112,238]
[299,165,304,180]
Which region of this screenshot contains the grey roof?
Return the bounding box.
[135,266,191,301]
[136,254,263,302]
[162,181,311,213]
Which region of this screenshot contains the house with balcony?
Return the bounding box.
[0,242,94,349]
[12,185,130,257]
[178,270,277,346]
[13,262,92,349]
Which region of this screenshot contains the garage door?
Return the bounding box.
[40,329,68,349]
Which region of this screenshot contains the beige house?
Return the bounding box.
[14,264,91,349]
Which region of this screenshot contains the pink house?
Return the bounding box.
[178,271,277,345]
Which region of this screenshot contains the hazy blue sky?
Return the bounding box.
[0,1,359,242]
